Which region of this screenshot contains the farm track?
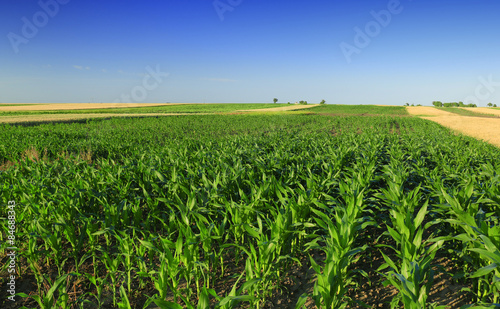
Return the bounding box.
[406,106,500,147]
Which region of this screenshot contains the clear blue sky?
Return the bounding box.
[2,0,500,106]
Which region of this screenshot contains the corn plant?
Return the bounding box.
[240,216,281,307]
[467,235,500,305]
[19,274,69,309]
[307,181,372,308]
[439,181,500,304]
[101,250,122,307]
[377,183,445,308]
[85,273,106,307]
[2,111,500,308]
[114,230,136,295]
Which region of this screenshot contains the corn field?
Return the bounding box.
[0,111,499,308]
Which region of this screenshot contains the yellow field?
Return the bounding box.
[460,107,500,116]
[406,106,500,147]
[405,106,455,117]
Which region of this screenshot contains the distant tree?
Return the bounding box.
[287,102,291,104]
[411,104,415,106]
[405,103,410,106]
[320,100,326,105]
[417,104,422,106]
[299,100,308,105]
[487,102,493,107]
[494,104,498,107]
[273,98,278,104]
[432,101,443,107]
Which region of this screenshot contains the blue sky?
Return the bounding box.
[1,0,500,105]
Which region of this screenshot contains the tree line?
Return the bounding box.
[432,101,497,107]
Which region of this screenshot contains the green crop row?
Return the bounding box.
[0,113,499,308]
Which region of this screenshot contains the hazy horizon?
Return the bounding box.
[2,0,500,106]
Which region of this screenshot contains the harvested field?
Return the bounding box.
[236,104,319,112]
[421,115,500,147]
[461,107,500,116]
[405,106,455,116]
[405,106,500,147]
[0,103,182,111]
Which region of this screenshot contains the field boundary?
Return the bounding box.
[407,106,500,147]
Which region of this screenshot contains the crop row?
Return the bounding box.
[1,113,499,308]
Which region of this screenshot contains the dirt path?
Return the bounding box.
[0,103,183,111]
[406,106,500,147]
[236,104,319,112]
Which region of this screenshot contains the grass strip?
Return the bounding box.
[435,107,499,118]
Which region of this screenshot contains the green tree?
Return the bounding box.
[487,102,493,107]
[273,98,278,104]
[320,100,326,105]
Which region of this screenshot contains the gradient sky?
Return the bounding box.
[1,0,500,105]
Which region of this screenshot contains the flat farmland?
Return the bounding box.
[407,106,500,147]
[461,107,500,117]
[1,104,499,308]
[0,103,179,111]
[0,103,289,122]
